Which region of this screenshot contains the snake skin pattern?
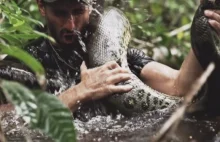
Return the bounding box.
[189,0,220,114]
[191,0,220,70]
[87,7,182,115]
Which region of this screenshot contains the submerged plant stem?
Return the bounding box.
[0,116,7,142]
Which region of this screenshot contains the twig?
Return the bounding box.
[0,15,4,24]
[166,23,191,37]
[151,63,215,142]
[21,125,33,142]
[132,38,154,48]
[0,114,7,142]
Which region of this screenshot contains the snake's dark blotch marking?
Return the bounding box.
[137,89,144,100]
[153,97,158,105]
[141,102,149,111]
[124,97,137,109]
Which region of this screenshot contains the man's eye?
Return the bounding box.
[54,11,68,17]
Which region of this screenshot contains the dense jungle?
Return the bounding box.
[1,0,219,142]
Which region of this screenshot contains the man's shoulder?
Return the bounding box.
[25,38,48,53]
[24,38,51,61]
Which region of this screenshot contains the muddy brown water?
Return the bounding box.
[2,109,220,142]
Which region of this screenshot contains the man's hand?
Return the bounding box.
[78,61,133,101]
[204,10,220,35]
[200,0,220,35]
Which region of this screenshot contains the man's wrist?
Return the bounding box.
[58,83,86,111]
[75,82,92,103]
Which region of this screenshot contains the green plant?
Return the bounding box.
[1,80,76,142]
[0,0,199,141]
[0,1,76,142]
[106,0,198,68]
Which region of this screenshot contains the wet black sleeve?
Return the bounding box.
[127,48,154,78]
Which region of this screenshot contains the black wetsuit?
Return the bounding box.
[1,37,153,121]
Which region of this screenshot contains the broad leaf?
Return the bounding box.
[1,80,76,142]
[0,34,22,46]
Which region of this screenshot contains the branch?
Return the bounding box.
[166,23,191,37]
[0,115,7,142]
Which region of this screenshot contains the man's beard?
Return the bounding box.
[48,23,88,48]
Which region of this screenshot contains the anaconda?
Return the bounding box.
[191,0,220,70]
[87,7,182,115]
[189,0,220,115]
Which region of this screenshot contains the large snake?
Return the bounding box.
[87,7,182,115]
[1,1,219,115]
[191,0,220,70]
[189,0,220,114]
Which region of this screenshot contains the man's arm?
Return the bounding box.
[140,49,203,96]
[0,61,132,112]
[58,61,133,111]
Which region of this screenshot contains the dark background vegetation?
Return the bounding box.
[1,0,199,68]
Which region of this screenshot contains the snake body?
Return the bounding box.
[190,0,220,114]
[87,7,181,115]
[191,0,220,70]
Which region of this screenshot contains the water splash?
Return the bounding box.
[73,30,87,54]
[1,108,220,142]
[91,7,103,18]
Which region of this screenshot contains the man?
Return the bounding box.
[1,0,220,120]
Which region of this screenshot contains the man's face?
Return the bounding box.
[39,0,90,47]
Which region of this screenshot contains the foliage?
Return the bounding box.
[0,0,200,141]
[1,80,76,142]
[14,0,199,69]
[0,0,54,47]
[0,1,76,142]
[0,0,47,82]
[106,0,199,68]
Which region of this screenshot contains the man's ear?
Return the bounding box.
[36,0,46,16]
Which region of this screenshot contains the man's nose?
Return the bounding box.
[65,15,75,30]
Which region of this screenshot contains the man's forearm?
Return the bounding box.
[140,49,203,96]
[58,83,88,112]
[140,61,179,96]
[58,61,133,112]
[174,49,203,96]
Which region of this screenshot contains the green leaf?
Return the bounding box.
[3,33,41,40]
[0,23,13,32]
[0,34,22,46]
[0,2,44,27]
[33,31,56,43]
[22,16,44,27]
[1,80,76,142]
